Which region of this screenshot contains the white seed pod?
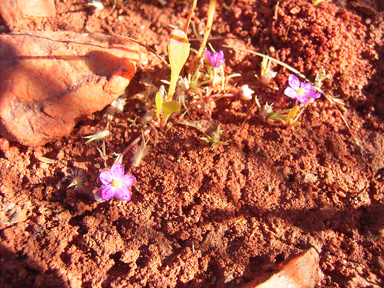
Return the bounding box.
[237,85,254,100]
[66,169,86,191]
[132,134,149,167]
[104,97,127,122]
[87,0,104,12]
[83,130,110,144]
[261,102,274,118]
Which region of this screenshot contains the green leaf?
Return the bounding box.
[286,105,299,122]
[290,121,301,126]
[161,101,180,128]
[155,91,163,117]
[167,29,190,101]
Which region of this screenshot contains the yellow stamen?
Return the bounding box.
[111,179,120,188]
[296,88,305,96]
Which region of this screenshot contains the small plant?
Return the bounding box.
[314,69,331,88]
[268,106,301,126]
[167,29,190,101]
[201,125,229,150]
[161,101,180,129]
[99,162,136,201]
[204,48,227,89]
[256,55,278,90]
[104,96,126,126]
[97,141,109,168]
[132,130,149,167]
[255,97,300,126]
[66,169,87,191]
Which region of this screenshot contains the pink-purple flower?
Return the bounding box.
[99,162,136,201]
[205,49,225,68]
[284,74,320,104]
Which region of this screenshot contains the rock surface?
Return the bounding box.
[0,32,139,146]
[0,0,56,29]
[243,248,323,288]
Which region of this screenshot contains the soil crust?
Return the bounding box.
[1,0,384,287]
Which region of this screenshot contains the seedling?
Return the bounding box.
[314,69,331,88]
[66,169,86,191]
[256,55,278,90]
[132,130,149,167]
[268,106,301,126]
[201,125,229,150]
[155,86,165,117]
[97,141,109,168]
[161,101,180,129]
[167,29,190,101]
[104,96,126,125]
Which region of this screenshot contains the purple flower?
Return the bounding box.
[284,74,320,104]
[205,49,225,68]
[99,162,136,201]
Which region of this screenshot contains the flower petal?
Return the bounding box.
[284,87,299,99]
[301,82,320,99]
[111,162,124,178]
[301,82,314,94]
[99,170,113,185]
[288,74,300,90]
[115,186,132,201]
[297,95,309,104]
[310,92,321,99]
[205,49,212,59]
[100,186,116,200]
[121,174,136,187]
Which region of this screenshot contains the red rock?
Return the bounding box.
[0,0,55,29]
[19,0,55,17]
[242,248,323,288]
[0,32,139,146]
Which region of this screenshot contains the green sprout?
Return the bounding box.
[161,101,180,129]
[314,69,331,88]
[155,86,165,117]
[268,106,301,126]
[200,125,229,150]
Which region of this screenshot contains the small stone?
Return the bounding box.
[290,7,301,15]
[0,137,9,151]
[242,248,323,288]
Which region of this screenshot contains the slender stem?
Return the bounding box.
[121,128,151,157]
[184,0,197,35]
[196,0,217,59]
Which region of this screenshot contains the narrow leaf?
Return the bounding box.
[167,29,190,101]
[161,101,180,128]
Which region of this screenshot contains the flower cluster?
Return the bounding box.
[205,50,225,68]
[99,162,136,201]
[284,74,320,103]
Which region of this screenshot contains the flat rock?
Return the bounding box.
[0,32,140,146]
[0,0,56,29]
[242,248,323,288]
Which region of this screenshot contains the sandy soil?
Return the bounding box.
[1,0,383,287]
